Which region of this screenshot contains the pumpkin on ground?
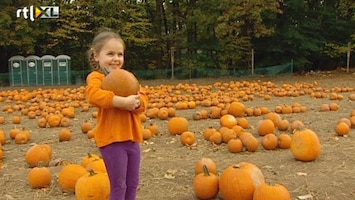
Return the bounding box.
[75,170,110,200]
[28,165,52,189]
[25,144,52,167]
[219,162,265,200]
[227,138,244,153]
[335,121,350,136]
[261,134,278,150]
[58,164,88,193]
[58,128,73,142]
[0,129,6,145]
[195,157,217,175]
[86,158,107,173]
[193,165,219,200]
[277,133,292,149]
[167,117,188,135]
[81,153,101,168]
[256,119,275,136]
[220,114,238,129]
[290,128,321,162]
[180,131,196,146]
[253,183,291,200]
[228,101,245,117]
[101,69,140,97]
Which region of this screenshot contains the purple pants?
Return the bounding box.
[99,141,141,200]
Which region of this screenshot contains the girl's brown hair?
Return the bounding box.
[87,28,125,72]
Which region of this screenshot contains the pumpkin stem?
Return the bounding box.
[232,164,241,169]
[202,164,210,176]
[87,168,97,176]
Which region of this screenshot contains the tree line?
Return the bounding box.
[0,0,354,77]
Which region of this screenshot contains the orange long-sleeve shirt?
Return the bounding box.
[85,71,148,147]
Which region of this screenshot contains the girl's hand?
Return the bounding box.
[112,94,141,111]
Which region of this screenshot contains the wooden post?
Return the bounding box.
[251,48,254,75]
[346,42,351,73]
[171,47,175,79]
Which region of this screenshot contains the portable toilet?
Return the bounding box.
[25,55,41,85]
[41,55,56,85]
[8,55,25,86]
[56,55,71,85]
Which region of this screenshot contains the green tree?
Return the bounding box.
[215,0,281,71]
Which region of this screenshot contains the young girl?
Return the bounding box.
[85,29,148,200]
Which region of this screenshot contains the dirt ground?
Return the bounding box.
[0,69,355,200]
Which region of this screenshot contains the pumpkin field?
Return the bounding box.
[0,70,355,200]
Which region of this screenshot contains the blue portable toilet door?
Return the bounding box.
[58,60,69,85]
[42,61,54,85]
[11,61,23,86]
[27,60,38,85]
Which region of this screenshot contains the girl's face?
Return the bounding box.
[94,38,125,71]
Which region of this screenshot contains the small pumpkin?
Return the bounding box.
[290,128,321,162]
[142,128,152,140]
[157,108,169,120]
[237,117,249,129]
[227,138,244,153]
[86,158,107,173]
[203,127,217,141]
[37,117,47,128]
[228,101,245,117]
[209,131,223,145]
[0,129,6,145]
[276,119,290,132]
[290,120,305,132]
[195,157,217,175]
[220,114,238,129]
[167,117,188,135]
[25,144,52,167]
[219,162,265,200]
[102,69,140,97]
[0,115,5,124]
[75,169,111,200]
[335,121,350,136]
[257,119,275,136]
[81,121,93,134]
[261,133,278,150]
[277,133,292,149]
[59,128,73,142]
[12,115,21,124]
[28,165,52,189]
[146,123,159,136]
[81,153,101,168]
[58,164,88,193]
[193,165,219,200]
[180,131,196,146]
[14,132,28,144]
[240,133,259,152]
[253,182,291,200]
[220,127,236,143]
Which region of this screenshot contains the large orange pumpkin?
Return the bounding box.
[75,170,110,200]
[219,162,265,200]
[290,128,321,162]
[102,69,140,97]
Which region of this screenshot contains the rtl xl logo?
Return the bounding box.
[16,6,59,21]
